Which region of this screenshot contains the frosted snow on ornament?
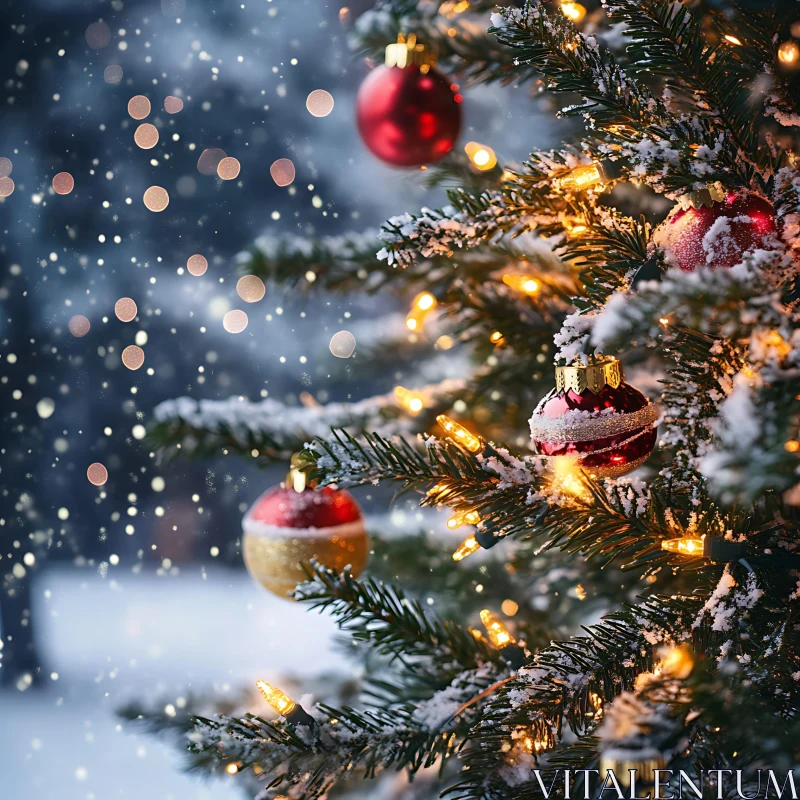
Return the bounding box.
[329,330,356,358]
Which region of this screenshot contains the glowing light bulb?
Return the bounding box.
[415,292,436,311]
[406,292,438,332]
[436,415,482,453]
[452,534,481,562]
[659,643,695,679]
[723,34,742,46]
[560,2,586,21]
[226,763,240,775]
[480,609,515,648]
[393,386,425,415]
[560,214,588,237]
[464,141,498,171]
[502,274,540,295]
[551,457,591,501]
[489,330,505,345]
[256,680,296,716]
[559,162,603,192]
[779,41,800,64]
[661,536,705,556]
[446,509,481,529]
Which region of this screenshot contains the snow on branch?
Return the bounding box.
[149,380,465,464]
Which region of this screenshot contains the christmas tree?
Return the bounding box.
[128,1,800,798]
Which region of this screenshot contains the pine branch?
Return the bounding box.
[294,560,505,674]
[350,2,535,86]
[491,3,668,129]
[147,382,463,464]
[447,594,702,800]
[606,0,760,175]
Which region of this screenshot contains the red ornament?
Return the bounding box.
[356,36,462,167]
[652,189,778,272]
[242,481,368,597]
[529,357,658,478]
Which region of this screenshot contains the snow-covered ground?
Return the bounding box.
[1,565,346,800]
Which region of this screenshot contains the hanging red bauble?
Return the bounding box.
[242,468,368,598]
[356,35,462,167]
[652,187,778,272]
[529,356,658,478]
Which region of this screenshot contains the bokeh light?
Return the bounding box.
[223,310,249,334]
[306,89,334,117]
[329,330,356,358]
[270,158,295,187]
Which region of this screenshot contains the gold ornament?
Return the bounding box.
[242,520,369,598]
[242,459,369,598]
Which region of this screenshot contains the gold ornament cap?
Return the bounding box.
[385,34,435,70]
[679,182,725,209]
[555,355,623,394]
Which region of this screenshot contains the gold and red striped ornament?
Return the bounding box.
[529,356,658,478]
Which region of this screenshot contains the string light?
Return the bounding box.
[393,385,425,415]
[659,643,695,679]
[489,330,505,345]
[560,2,586,21]
[661,536,705,556]
[551,457,591,501]
[446,509,480,529]
[480,609,515,648]
[723,34,743,46]
[752,329,791,362]
[558,158,622,192]
[778,41,800,64]
[436,415,483,453]
[560,214,588,237]
[465,141,498,171]
[452,534,481,561]
[256,680,316,727]
[256,680,296,716]
[439,0,470,17]
[469,627,488,643]
[225,763,240,775]
[406,291,438,331]
[786,440,800,453]
[502,273,540,295]
[558,162,602,191]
